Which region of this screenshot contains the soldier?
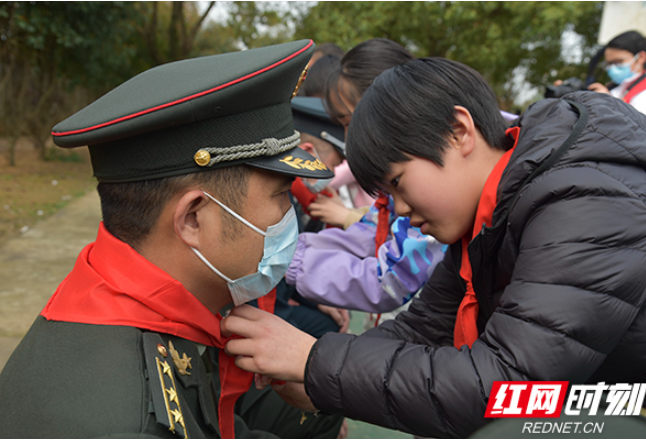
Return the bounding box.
[0,39,343,438]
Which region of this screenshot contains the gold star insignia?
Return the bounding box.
[166,387,179,406]
[170,408,184,425]
[161,360,172,377]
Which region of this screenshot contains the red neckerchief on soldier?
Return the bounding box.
[41,222,275,438]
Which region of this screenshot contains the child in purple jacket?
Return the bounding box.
[286,39,445,316]
[286,197,446,313]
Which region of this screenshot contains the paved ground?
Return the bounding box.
[0,189,411,438]
[0,190,102,368]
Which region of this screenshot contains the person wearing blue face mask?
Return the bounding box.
[0,40,345,439]
[587,30,646,114]
[191,190,299,307]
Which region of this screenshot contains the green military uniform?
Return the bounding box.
[0,39,342,438]
[0,317,340,438]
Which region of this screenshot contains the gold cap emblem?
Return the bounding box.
[194,149,211,167]
[279,155,328,171]
[291,63,310,99]
[169,340,192,376]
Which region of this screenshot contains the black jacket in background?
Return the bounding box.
[305,92,646,437]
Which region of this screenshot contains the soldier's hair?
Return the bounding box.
[346,57,513,197]
[98,165,251,248]
[324,38,414,123]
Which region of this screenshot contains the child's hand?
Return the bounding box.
[309,193,350,227]
[317,305,350,333]
[222,305,316,382]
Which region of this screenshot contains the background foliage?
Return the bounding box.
[0,1,605,166]
[294,1,604,109]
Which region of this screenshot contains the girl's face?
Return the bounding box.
[382,146,482,245]
[380,106,505,245]
[604,47,644,74]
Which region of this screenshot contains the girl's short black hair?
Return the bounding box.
[346,57,513,197]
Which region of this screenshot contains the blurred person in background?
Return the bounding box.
[587,30,646,114]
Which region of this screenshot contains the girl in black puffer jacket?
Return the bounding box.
[224,58,646,438]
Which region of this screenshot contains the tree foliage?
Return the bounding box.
[1,2,143,89]
[293,1,604,108]
[0,0,608,166]
[0,1,142,164]
[136,1,217,64]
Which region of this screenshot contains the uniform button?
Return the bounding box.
[157,343,168,357]
[194,150,211,166]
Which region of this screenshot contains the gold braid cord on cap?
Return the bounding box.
[194,131,301,167]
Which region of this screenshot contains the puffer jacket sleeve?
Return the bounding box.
[305,153,646,437]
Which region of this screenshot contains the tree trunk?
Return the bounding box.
[169,1,183,61]
[33,137,47,161]
[7,137,17,167]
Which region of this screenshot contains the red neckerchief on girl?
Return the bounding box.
[453,127,519,349]
[623,73,646,104]
[371,193,391,326]
[290,177,334,216]
[374,193,391,250]
[41,222,275,439]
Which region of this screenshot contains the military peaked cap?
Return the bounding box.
[51,39,334,183]
[291,97,346,157]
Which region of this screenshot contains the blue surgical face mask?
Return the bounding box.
[606,54,638,84]
[191,191,298,306]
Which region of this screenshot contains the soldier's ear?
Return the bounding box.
[174,190,212,248]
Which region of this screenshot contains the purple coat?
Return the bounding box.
[286,198,446,312]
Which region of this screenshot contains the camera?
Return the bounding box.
[544,77,587,98]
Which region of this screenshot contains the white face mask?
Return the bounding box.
[303,177,334,193]
[191,191,298,306]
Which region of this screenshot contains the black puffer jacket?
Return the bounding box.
[305,92,646,438]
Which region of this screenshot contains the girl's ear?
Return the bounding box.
[452,105,477,158]
[174,190,212,248]
[637,50,646,68]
